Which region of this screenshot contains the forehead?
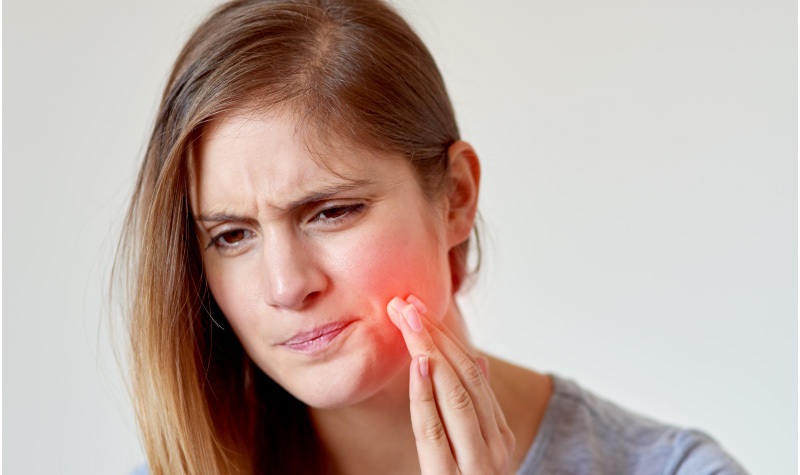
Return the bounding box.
[189,107,408,212]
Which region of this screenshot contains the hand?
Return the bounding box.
[387,296,515,475]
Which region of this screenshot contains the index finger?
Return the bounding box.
[387,297,495,467]
[392,297,513,449]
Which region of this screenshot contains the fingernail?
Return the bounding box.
[402,304,424,333]
[406,294,428,314]
[389,296,406,313]
[387,297,407,324]
[418,355,429,378]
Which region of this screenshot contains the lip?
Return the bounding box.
[280,320,356,354]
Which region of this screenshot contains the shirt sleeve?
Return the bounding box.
[665,429,749,475]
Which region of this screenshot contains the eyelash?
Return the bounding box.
[206,229,253,251]
[205,203,366,252]
[311,203,366,226]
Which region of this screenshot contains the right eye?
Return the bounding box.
[209,229,253,250]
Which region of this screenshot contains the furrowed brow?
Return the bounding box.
[194,212,250,223]
[194,179,374,223]
[284,179,374,210]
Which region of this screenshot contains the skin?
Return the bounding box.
[190,107,553,474]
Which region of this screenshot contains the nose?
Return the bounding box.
[262,231,327,310]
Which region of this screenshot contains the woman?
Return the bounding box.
[120,0,747,473]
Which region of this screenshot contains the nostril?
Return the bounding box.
[303,290,321,304]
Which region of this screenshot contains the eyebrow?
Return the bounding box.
[194,179,374,223]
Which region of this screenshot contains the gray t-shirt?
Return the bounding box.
[132,375,748,474]
[516,375,748,474]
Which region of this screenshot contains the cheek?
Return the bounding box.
[327,218,452,316]
[203,259,263,330]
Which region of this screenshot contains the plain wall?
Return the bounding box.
[3,0,796,473]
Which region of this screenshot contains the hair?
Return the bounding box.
[117,0,480,473]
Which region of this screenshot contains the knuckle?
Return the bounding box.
[413,387,437,406]
[418,415,448,443]
[446,383,473,411]
[417,335,438,355]
[461,361,484,388]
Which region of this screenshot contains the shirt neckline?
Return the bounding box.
[514,373,565,474]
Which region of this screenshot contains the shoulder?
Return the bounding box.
[516,375,748,475]
[129,464,148,475]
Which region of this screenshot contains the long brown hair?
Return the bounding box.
[118,0,478,473]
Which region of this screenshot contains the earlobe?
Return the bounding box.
[446,140,481,248]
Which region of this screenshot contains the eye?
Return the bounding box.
[312,203,366,225]
[209,229,253,250]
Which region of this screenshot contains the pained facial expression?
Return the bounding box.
[190,108,454,408]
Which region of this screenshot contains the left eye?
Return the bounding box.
[313,204,365,224]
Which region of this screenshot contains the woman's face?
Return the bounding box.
[190,108,454,408]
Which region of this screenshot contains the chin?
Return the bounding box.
[282,347,410,410]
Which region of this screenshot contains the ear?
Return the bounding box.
[445,140,481,249]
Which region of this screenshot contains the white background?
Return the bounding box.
[4,0,796,473]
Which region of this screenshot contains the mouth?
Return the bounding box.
[280,320,356,354]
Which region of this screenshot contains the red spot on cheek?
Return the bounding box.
[363,258,444,332]
[331,222,448,328]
